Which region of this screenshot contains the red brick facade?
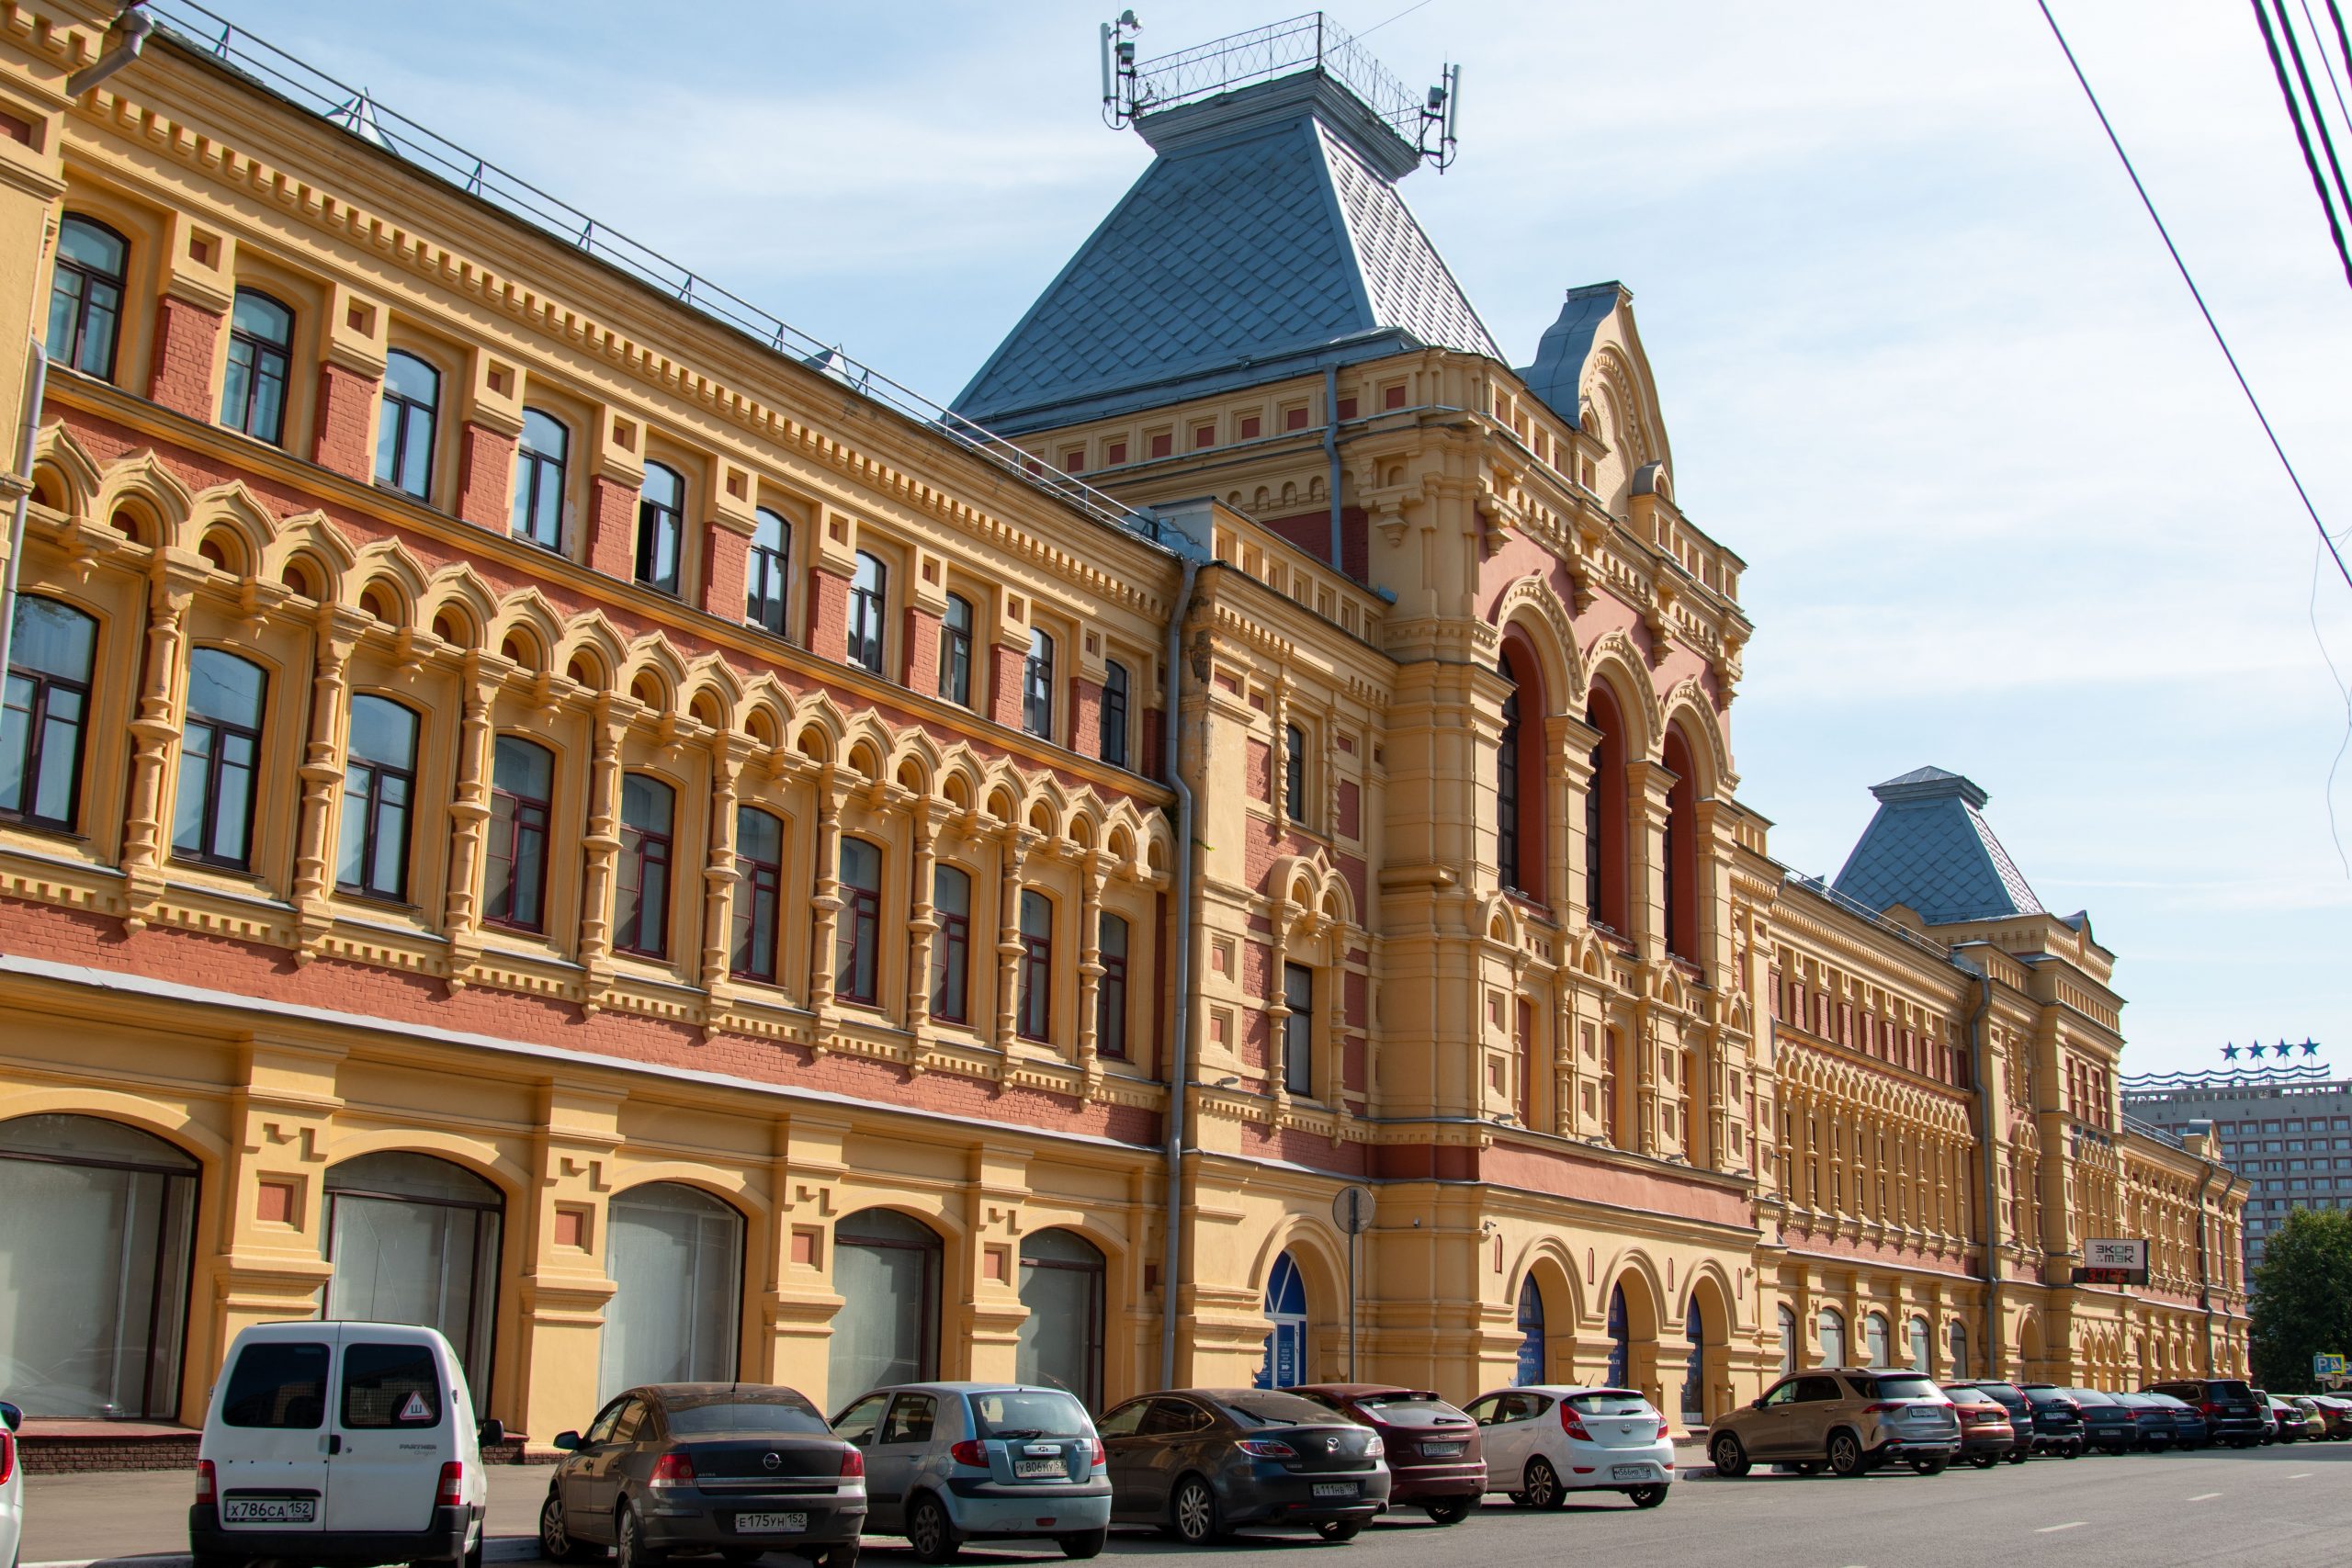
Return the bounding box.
[901,605,941,696]
[586,473,637,580]
[144,295,220,422]
[311,360,379,481]
[456,421,517,531]
[701,522,749,621]
[807,564,851,663]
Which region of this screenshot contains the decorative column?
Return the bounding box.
[574,695,628,1006]
[1267,681,1291,832]
[119,557,201,927]
[905,804,941,1066]
[1266,897,1295,1106]
[1548,713,1600,929]
[1626,758,1676,964]
[992,827,1029,1074]
[440,651,501,983]
[1075,851,1107,1076]
[291,607,365,956]
[805,767,843,1030]
[699,737,747,1027]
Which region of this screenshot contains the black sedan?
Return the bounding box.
[2066,1389,2140,1454]
[540,1383,865,1568]
[1098,1387,1391,1544]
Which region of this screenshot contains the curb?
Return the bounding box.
[26,1537,544,1568]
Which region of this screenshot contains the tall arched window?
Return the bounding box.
[512,407,569,550]
[485,737,553,932]
[1096,912,1129,1060]
[1907,1314,1931,1374]
[1585,684,1628,932]
[174,648,267,869]
[1256,1251,1308,1388]
[1497,671,1521,893]
[1778,1304,1798,1373]
[1017,890,1053,1041]
[221,288,293,446]
[1283,722,1308,822]
[0,1114,197,1417]
[598,1182,743,1404]
[1023,629,1055,740]
[338,694,417,900]
[731,807,786,982]
[616,774,675,958]
[930,863,971,1023]
[1661,726,1702,961]
[1949,1319,1969,1380]
[1817,1306,1846,1368]
[1494,640,1546,900]
[3,595,97,831]
[829,1209,941,1396]
[747,507,791,636]
[1864,1311,1890,1368]
[835,837,881,1006]
[376,350,440,499]
[1100,660,1129,768]
[47,215,127,380]
[1680,1299,1706,1427]
[322,1152,502,1402]
[846,552,887,675]
[1606,1283,1630,1388]
[1281,963,1314,1096]
[636,462,684,594]
[938,593,973,706]
[1014,1229,1105,1410]
[1513,1275,1545,1386]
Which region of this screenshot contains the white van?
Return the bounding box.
[192,1322,499,1568]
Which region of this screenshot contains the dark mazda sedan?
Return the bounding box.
[1289,1384,1483,1523]
[539,1384,865,1568]
[1098,1387,1391,1544]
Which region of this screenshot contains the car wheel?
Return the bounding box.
[1969,1453,1997,1470]
[1910,1457,1950,1477]
[1522,1456,1566,1510]
[1057,1529,1107,1560]
[905,1495,962,1566]
[1170,1475,1222,1546]
[1625,1484,1668,1509]
[1422,1498,1473,1525]
[614,1506,662,1568]
[2005,1448,2030,1464]
[1826,1431,1865,1478]
[1316,1521,1363,1542]
[192,1555,244,1568]
[1708,1432,1750,1479]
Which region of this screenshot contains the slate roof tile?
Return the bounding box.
[1830,768,2046,926]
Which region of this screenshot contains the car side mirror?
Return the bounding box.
[553,1430,582,1451]
[0,1403,18,1433]
[478,1418,507,1448]
[1750,1399,1766,1410]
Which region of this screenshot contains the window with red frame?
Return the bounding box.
[732,806,786,982]
[616,773,674,958]
[483,736,553,931]
[836,837,882,1005]
[931,863,971,1023]
[1017,890,1052,1041]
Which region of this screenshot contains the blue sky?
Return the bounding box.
[179,1,2352,1074]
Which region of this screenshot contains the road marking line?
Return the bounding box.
[2290,1472,2312,1479]
[2188,1492,2222,1501]
[2037,1522,2086,1534]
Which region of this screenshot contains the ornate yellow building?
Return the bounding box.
[0,4,2241,1451]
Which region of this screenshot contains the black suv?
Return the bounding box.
[2015,1384,2086,1457]
[1943,1381,2033,1462]
[2144,1378,2267,1449]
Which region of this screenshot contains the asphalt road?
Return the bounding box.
[19,1439,2348,1568]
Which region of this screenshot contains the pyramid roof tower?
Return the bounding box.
[953,17,1498,434]
[1830,767,2047,927]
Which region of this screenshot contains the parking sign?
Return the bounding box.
[2315,1352,2346,1379]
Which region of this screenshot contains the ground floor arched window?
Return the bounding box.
[1679,1299,1704,1427]
[1014,1228,1104,1409]
[1907,1314,1931,1374]
[1818,1307,1847,1368]
[1778,1304,1798,1373]
[0,1114,196,1417]
[1864,1311,1890,1367]
[1256,1251,1307,1388]
[1513,1275,1545,1386]
[598,1182,743,1404]
[1605,1283,1630,1388]
[829,1209,940,1402]
[322,1152,503,1406]
[1949,1319,1969,1379]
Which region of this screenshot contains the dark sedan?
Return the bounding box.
[2139,1392,2206,1450]
[1098,1388,1390,1544]
[540,1384,865,1568]
[2115,1393,2175,1451]
[1291,1384,1481,1524]
[2016,1384,2086,1456]
[2060,1389,2137,1454]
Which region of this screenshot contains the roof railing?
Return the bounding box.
[1125,10,1420,136]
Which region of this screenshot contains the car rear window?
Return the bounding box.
[2071,1390,2117,1406]
[1216,1392,1342,1427]
[969,1390,1091,1439]
[1350,1395,1460,1426]
[2211,1381,2256,1402]
[1564,1392,1653,1416]
[2025,1389,2073,1406]
[222,1341,330,1429]
[665,1393,831,1437]
[341,1342,441,1428]
[1848,1375,1940,1401]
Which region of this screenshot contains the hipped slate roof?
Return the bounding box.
[1831,767,2047,926]
[953,72,1500,434]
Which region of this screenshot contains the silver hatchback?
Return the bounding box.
[1708,1369,1959,1479]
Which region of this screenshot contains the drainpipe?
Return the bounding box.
[1322,365,1342,571]
[0,338,49,712]
[65,2,153,97]
[1957,956,2001,1378]
[1159,556,1201,1391]
[2200,1162,2237,1375]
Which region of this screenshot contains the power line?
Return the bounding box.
[2256,0,2352,288]
[2298,0,2352,129]
[2032,0,2352,594]
[1357,0,1440,41]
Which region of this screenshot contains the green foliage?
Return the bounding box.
[2249,1207,2352,1393]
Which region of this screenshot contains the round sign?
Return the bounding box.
[1332,1184,1376,1235]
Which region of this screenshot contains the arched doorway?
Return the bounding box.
[1679,1298,1704,1427]
[2018,1314,2044,1381]
[1256,1251,1308,1389]
[1605,1282,1630,1388]
[0,1114,197,1416]
[829,1209,942,1402]
[1514,1274,1545,1386]
[1818,1307,1847,1368]
[598,1182,743,1403]
[1015,1228,1105,1409]
[323,1152,503,1404]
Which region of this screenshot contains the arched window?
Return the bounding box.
[47,215,127,380]
[376,350,439,499]
[222,288,293,446]
[1778,1303,1798,1373]
[1497,671,1521,893]
[1281,962,1314,1095]
[0,1113,197,1417]
[930,863,971,1023]
[1681,1298,1705,1426]
[1949,1319,1969,1380]
[731,806,786,982]
[636,462,684,594]
[1494,639,1546,900]
[1606,1283,1630,1388]
[835,837,881,1006]
[1023,629,1055,739]
[1015,1228,1105,1410]
[616,774,675,958]
[1585,684,1628,932]
[3,595,97,831]
[747,507,791,636]
[1097,911,1129,1060]
[1100,659,1129,768]
[937,593,973,706]
[1256,1250,1308,1388]
[846,551,887,675]
[1513,1275,1545,1386]
[512,408,569,550]
[1661,726,1702,961]
[174,648,267,869]
[1817,1306,1846,1368]
[1864,1311,1890,1368]
[829,1209,941,1396]
[1283,722,1307,822]
[338,694,417,900]
[484,736,552,931]
[322,1152,502,1401]
[1907,1314,1931,1374]
[1017,889,1053,1041]
[598,1183,743,1404]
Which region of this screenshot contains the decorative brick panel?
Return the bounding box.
[1336,779,1360,839]
[456,421,517,531]
[146,296,221,421]
[1070,677,1102,760]
[1259,504,1369,582]
[902,605,941,696]
[1247,739,1272,802]
[311,361,379,481]
[989,643,1024,729]
[1141,705,1163,780]
[586,475,637,580]
[807,564,851,664]
[702,524,749,622]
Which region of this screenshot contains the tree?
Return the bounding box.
[2249,1207,2352,1393]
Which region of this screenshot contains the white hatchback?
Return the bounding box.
[1461,1385,1676,1510]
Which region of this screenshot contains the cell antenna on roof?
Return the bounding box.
[1101,11,1144,130]
[1419,63,1460,172]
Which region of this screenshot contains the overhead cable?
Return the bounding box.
[2258,0,2352,287]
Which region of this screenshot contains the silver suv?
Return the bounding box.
[1708,1369,1959,1479]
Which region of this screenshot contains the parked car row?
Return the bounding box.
[2252,1387,2352,1441]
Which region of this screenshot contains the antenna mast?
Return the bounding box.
[1101,10,1142,129]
